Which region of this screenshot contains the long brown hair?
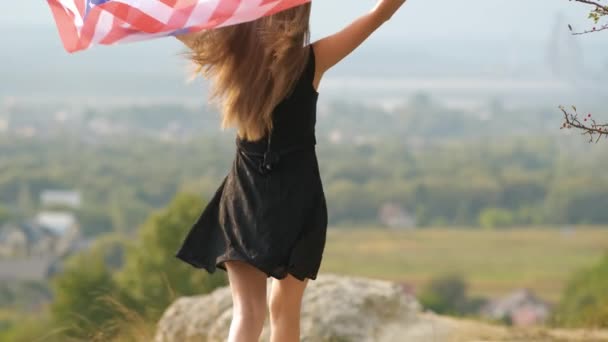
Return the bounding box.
[186,4,312,142]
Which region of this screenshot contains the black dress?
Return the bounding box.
[175,44,327,281]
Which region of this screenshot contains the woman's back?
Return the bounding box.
[237,44,319,153]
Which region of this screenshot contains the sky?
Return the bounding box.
[1,1,606,102]
[0,0,602,42]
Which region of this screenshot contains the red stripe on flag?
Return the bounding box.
[100,17,137,44]
[167,0,199,30]
[76,4,103,51]
[206,0,241,27]
[159,0,179,7]
[260,0,279,5]
[263,0,310,17]
[94,2,167,33]
[75,0,86,18]
[47,0,81,53]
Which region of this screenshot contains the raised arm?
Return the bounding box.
[312,0,407,87]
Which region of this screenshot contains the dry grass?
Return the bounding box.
[418,312,608,341]
[321,226,608,304]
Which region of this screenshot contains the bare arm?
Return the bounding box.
[312,0,407,88]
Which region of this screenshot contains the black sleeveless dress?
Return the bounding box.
[175,44,327,281]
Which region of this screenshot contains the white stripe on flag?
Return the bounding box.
[57,0,84,28]
[111,0,175,24]
[185,0,221,27]
[90,10,115,44]
[220,0,277,27]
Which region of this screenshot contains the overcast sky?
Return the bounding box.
[0,1,606,100]
[0,0,602,42]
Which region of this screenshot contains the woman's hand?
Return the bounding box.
[372,0,408,22]
[312,0,409,79]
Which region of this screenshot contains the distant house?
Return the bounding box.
[0,213,90,282]
[0,212,81,258]
[88,117,128,136]
[0,221,55,258]
[40,189,82,209]
[0,256,61,281]
[479,288,551,326]
[397,281,416,297]
[35,211,79,236]
[378,202,416,229]
[328,129,343,144]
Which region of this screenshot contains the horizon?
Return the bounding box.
[1,1,607,104]
[1,1,603,41]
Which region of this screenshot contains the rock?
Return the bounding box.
[154,273,608,341]
[155,273,422,342]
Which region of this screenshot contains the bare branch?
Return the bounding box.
[559,106,608,143]
[572,24,608,35]
[572,0,607,9]
[559,2,607,143]
[569,0,608,34]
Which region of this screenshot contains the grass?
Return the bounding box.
[3,226,606,341]
[320,226,608,304]
[423,312,608,341]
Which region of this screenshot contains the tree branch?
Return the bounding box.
[568,0,608,34]
[571,25,608,35]
[558,2,607,143]
[559,106,608,143]
[572,0,607,9]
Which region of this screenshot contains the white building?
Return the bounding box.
[378,202,416,229]
[40,190,82,209]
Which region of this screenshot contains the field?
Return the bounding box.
[320,226,608,304]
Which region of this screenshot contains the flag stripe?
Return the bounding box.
[220,0,275,28]
[206,0,242,28]
[47,0,311,53]
[263,0,310,17]
[100,17,136,44]
[78,4,104,50]
[167,0,199,30]
[48,0,81,52]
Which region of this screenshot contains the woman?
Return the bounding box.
[174,1,407,341]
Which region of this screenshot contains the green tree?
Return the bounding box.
[550,252,608,328]
[0,315,59,342]
[0,206,10,225]
[16,183,34,217]
[75,205,114,237]
[478,207,514,229]
[418,273,486,316]
[116,192,227,320]
[50,249,128,339]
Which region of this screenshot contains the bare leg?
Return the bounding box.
[224,260,268,342]
[269,274,309,342]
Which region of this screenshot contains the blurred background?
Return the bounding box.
[1,0,608,341]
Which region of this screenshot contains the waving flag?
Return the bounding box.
[47,0,311,53]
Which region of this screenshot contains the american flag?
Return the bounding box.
[47,0,312,53]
